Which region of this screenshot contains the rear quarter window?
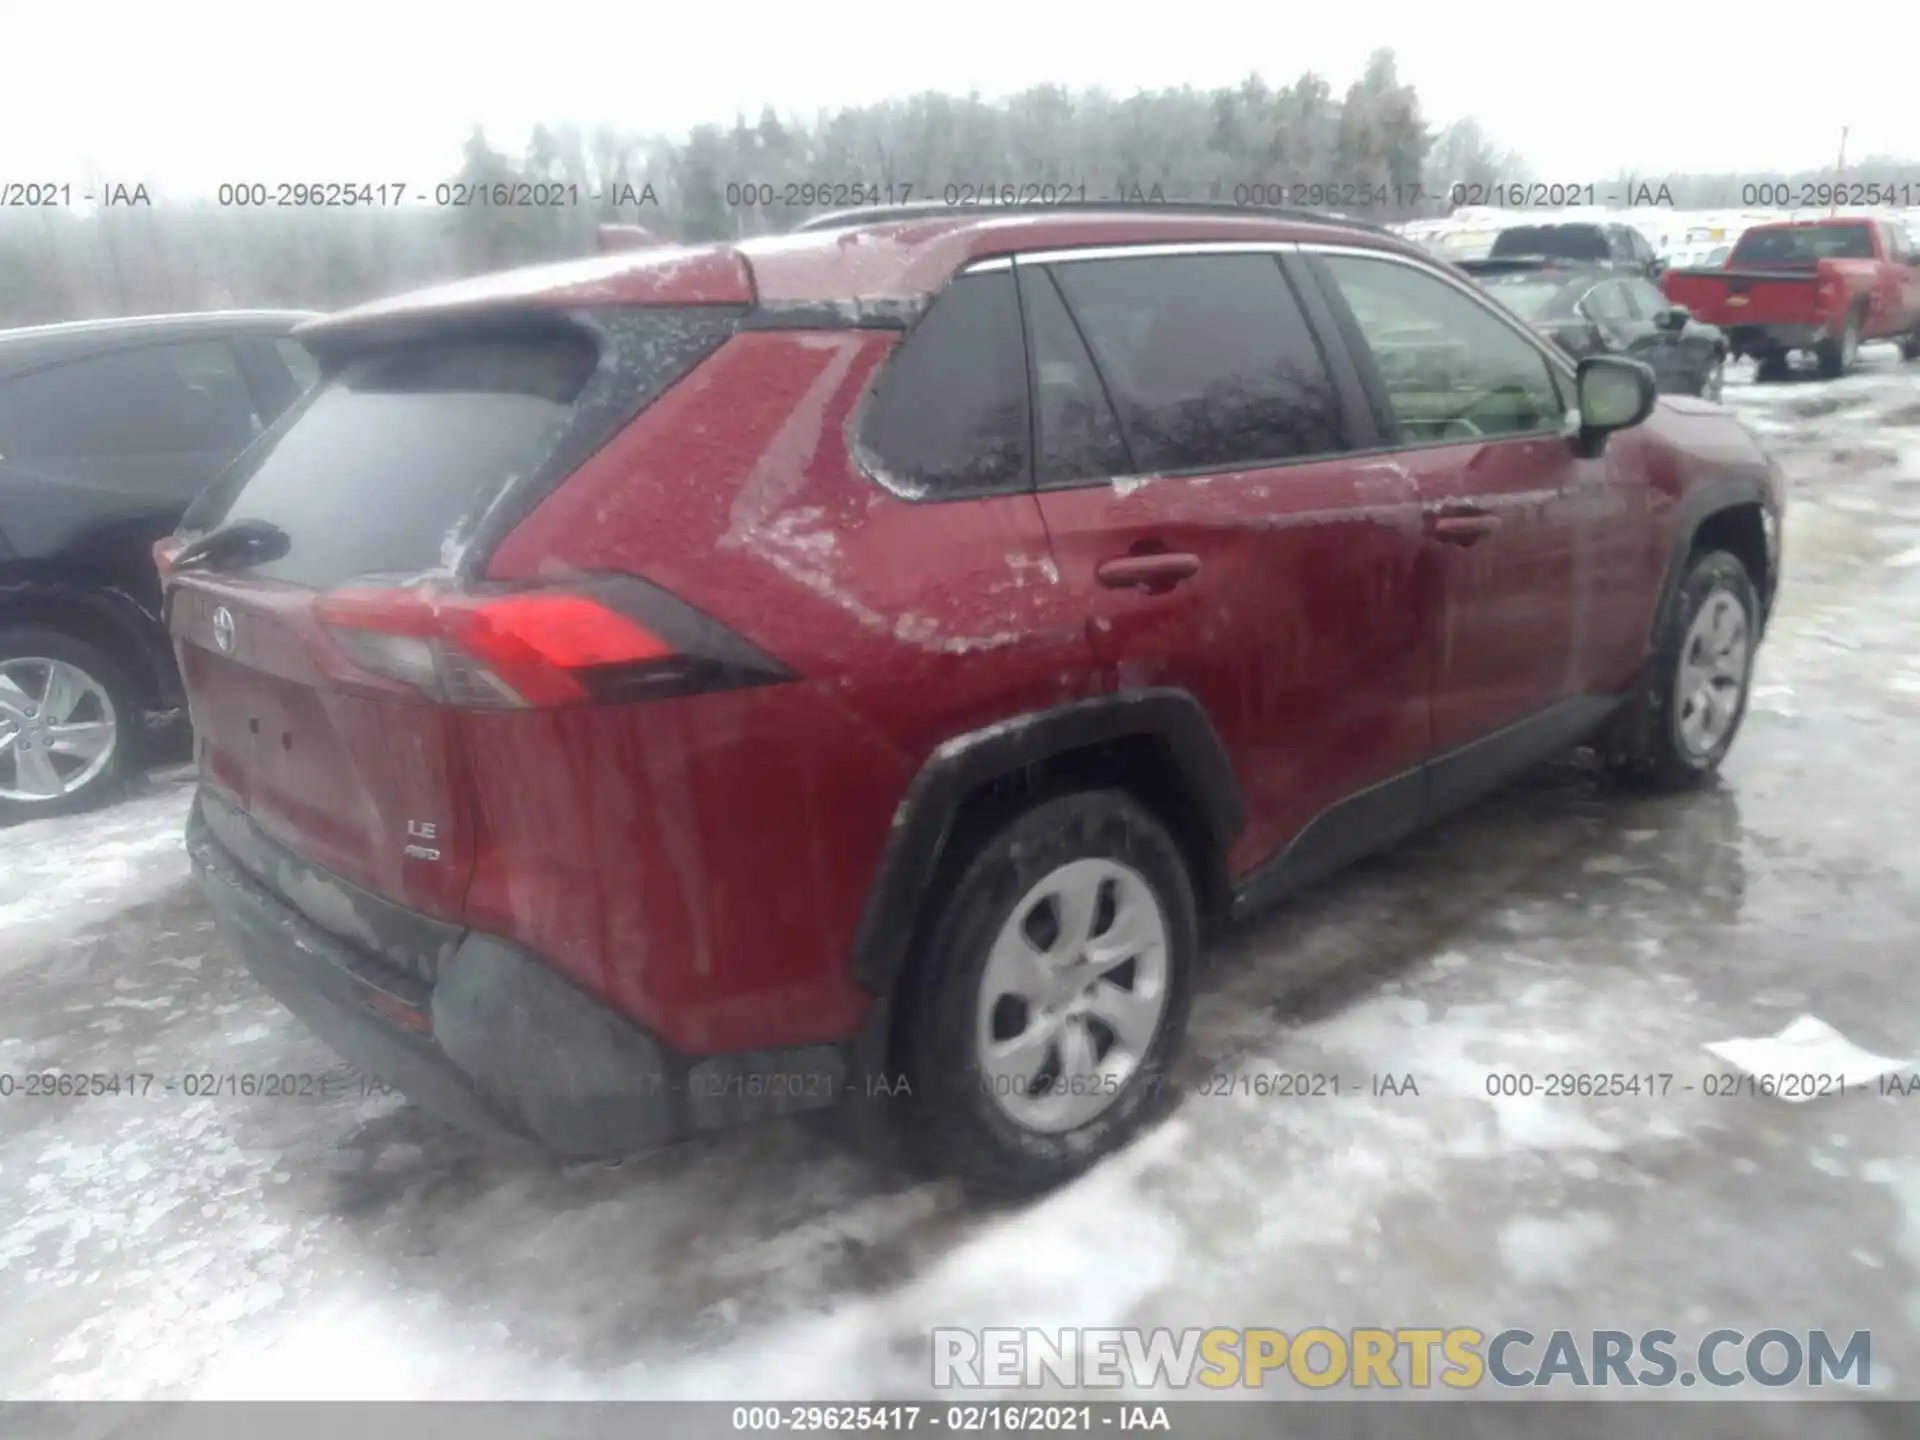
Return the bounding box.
[858,271,1030,499]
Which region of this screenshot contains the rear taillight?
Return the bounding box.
[153,535,184,588]
[311,576,789,710]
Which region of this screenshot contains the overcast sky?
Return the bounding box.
[2,0,1910,195]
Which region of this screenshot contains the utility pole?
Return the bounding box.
[1832,125,1849,215]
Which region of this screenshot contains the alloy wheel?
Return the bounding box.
[975,857,1171,1134]
[0,657,120,803]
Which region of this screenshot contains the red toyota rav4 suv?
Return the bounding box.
[164,204,1784,1192]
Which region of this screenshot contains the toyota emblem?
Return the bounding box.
[212,606,236,654]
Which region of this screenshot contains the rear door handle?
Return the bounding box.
[1096,553,1202,590]
[1426,510,1502,546]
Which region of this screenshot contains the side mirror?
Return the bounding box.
[1574,355,1656,458]
[1654,305,1691,333]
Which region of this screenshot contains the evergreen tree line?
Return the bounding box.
[2,50,1909,325]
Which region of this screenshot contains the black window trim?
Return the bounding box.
[1012,263,1139,491]
[1296,242,1579,459]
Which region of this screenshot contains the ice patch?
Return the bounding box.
[1702,1015,1914,1101]
[0,779,196,969]
[1498,1213,1616,1286]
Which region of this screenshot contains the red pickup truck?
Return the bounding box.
[1662,217,1920,380]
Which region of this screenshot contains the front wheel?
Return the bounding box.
[0,628,139,823]
[1700,352,1726,402]
[900,790,1198,1194]
[1604,551,1759,792]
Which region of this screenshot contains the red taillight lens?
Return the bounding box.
[153,536,184,587]
[312,585,674,709]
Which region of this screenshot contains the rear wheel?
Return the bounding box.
[1900,330,1920,362]
[0,628,138,823]
[900,790,1197,1194]
[1816,310,1861,378]
[1605,551,1759,793]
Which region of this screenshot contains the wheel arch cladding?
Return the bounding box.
[1654,481,1774,643]
[1690,502,1774,618]
[847,690,1244,997]
[0,584,174,710]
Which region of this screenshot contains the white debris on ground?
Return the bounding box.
[4,350,1920,1409]
[0,766,196,972]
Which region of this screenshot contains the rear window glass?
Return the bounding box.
[191,310,733,588]
[1731,224,1874,263]
[1491,226,1610,262]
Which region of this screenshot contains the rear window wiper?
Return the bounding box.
[171,518,292,574]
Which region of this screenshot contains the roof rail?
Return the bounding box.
[791,200,1400,239]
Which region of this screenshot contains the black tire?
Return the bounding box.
[898,790,1198,1195]
[1815,309,1861,379]
[1900,331,1920,363]
[0,626,141,824]
[1604,551,1759,793]
[1754,350,1791,383]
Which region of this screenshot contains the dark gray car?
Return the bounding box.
[0,310,319,820]
[1462,260,1728,402]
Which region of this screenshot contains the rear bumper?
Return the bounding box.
[188,791,874,1156]
[1724,323,1827,354]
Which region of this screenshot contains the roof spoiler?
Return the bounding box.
[595,224,663,254]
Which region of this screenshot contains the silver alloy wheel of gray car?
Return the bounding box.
[0,656,120,803]
[975,857,1171,1135]
[1703,356,1725,402]
[1673,587,1751,762]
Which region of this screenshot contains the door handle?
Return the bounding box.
[1426,510,1502,546]
[1095,552,1202,590]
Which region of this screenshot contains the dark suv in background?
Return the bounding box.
[165,205,1783,1192]
[0,310,318,819]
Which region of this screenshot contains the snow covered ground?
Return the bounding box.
[4,348,1920,1416]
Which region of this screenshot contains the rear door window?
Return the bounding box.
[859,271,1030,499]
[1046,252,1347,473]
[0,340,262,466]
[1583,282,1634,326]
[1623,279,1672,320]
